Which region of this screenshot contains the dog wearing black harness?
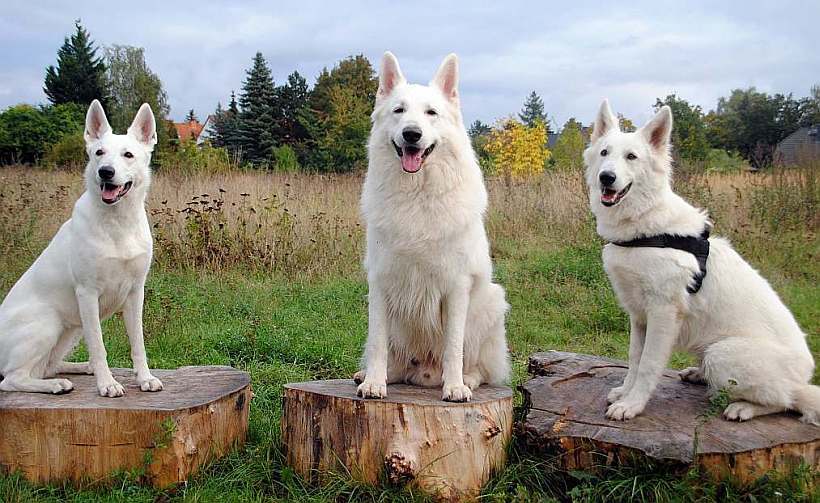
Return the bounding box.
[583,99,819,424]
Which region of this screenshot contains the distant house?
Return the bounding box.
[173,115,213,145]
[775,125,820,165]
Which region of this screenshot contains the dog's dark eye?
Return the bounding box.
[426,109,438,116]
[393,107,405,114]
[626,152,637,160]
[600,149,608,157]
[124,151,134,159]
[95,149,104,156]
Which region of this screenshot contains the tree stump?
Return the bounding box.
[0,366,251,488]
[520,351,820,484]
[282,379,513,500]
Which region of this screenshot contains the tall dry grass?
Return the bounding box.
[0,163,817,280]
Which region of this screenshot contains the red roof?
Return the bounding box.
[174,120,205,142]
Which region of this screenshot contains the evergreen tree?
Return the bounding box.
[468,120,492,140]
[519,91,551,133]
[44,20,109,106]
[275,71,310,147]
[236,52,277,166]
[210,94,240,154]
[185,109,197,122]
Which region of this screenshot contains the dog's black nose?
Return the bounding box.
[599,171,616,186]
[402,127,422,144]
[98,166,115,181]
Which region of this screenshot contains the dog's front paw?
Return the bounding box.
[138,375,163,392]
[442,383,472,402]
[49,378,74,394]
[606,399,645,421]
[679,367,707,384]
[357,380,387,399]
[98,379,125,398]
[353,370,366,385]
[607,386,625,403]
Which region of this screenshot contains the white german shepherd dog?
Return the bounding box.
[585,99,819,424]
[0,100,163,397]
[355,52,510,402]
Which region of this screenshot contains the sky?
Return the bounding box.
[1,1,817,129]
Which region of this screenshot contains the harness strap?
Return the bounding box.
[612,227,711,294]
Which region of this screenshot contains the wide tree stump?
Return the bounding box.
[0,366,251,488]
[282,379,513,500]
[520,351,820,484]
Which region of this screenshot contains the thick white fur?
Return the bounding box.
[585,100,819,424]
[355,52,510,402]
[0,100,163,397]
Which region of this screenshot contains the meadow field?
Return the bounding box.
[0,164,818,502]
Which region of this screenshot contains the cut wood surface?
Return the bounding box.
[0,366,251,488]
[282,379,513,500]
[521,351,820,484]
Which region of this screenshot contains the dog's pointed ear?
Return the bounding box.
[84,99,112,143]
[377,52,405,103]
[128,103,157,149]
[590,99,617,143]
[431,53,459,104]
[640,105,673,151]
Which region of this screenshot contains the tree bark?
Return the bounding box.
[520,351,820,484]
[282,379,513,500]
[0,366,251,488]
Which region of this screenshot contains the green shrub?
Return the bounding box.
[158,140,237,174]
[271,145,300,173]
[705,148,748,173]
[43,132,86,170]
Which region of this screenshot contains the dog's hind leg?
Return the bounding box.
[703,336,815,423]
[0,369,74,394]
[471,282,510,387]
[45,328,90,377]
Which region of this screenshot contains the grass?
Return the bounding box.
[0,163,818,501]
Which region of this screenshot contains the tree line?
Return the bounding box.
[0,21,818,172]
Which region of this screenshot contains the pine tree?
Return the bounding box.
[44,20,109,106]
[210,95,240,153]
[185,109,197,122]
[276,71,310,146]
[236,53,277,166]
[519,91,551,133]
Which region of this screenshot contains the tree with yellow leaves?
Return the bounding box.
[484,118,550,178]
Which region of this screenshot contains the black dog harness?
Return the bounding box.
[612,227,711,294]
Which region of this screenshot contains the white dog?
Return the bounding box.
[0,100,163,397]
[354,52,510,402]
[585,100,819,424]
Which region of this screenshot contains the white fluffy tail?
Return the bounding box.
[793,384,820,426]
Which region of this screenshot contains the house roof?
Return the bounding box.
[174,120,205,142]
[775,125,820,165]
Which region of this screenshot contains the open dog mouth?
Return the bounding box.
[392,140,436,173]
[600,182,632,207]
[100,181,132,204]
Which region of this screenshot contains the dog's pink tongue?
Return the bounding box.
[401,150,423,173]
[102,185,120,202]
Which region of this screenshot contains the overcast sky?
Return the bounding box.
[1,1,817,129]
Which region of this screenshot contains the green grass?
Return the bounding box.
[1,240,817,502]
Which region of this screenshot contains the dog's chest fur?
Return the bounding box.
[71,201,153,320]
[602,243,699,318]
